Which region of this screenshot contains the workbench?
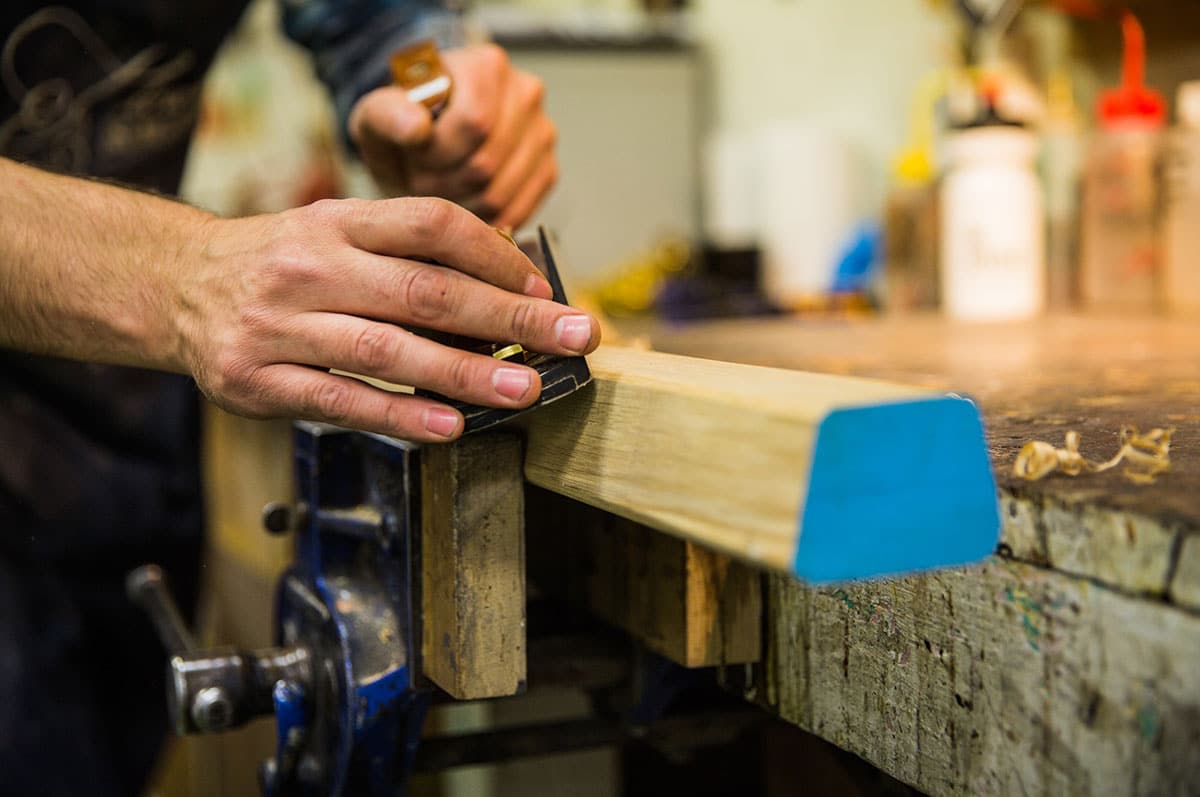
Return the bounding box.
[188,314,1200,796]
[637,314,1200,796]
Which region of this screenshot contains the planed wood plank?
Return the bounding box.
[421,432,527,699]
[527,488,761,667]
[747,561,1200,796]
[649,315,1200,604]
[521,346,998,582]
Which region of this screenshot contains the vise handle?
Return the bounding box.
[126,564,312,735]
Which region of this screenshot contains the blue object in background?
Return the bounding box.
[830,223,882,295]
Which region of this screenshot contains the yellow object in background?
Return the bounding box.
[587,236,691,317]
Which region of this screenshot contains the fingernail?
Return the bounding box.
[423,407,460,438]
[523,272,553,299]
[554,315,593,353]
[493,367,532,401]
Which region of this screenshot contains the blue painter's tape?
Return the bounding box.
[793,396,999,583]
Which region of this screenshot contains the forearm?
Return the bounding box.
[0,157,208,372]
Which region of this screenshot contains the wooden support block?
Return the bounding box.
[522,346,1000,583]
[421,432,526,699]
[527,487,761,668]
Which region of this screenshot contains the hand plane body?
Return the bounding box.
[414,226,593,435]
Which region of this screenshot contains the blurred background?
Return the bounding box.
[180,0,1200,325]
[163,0,1200,794]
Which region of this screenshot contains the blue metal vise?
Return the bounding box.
[264,423,429,794]
[129,423,432,796]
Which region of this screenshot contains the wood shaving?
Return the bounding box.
[1012,426,1174,484]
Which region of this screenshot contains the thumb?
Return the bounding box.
[350,86,434,148]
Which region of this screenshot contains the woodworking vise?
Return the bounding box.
[126,227,595,796]
[127,426,748,796]
[128,422,433,795]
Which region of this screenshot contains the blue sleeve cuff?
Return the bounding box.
[281,1,468,145]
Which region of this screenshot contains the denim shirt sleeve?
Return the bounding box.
[279,0,468,141]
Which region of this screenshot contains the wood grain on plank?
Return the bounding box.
[521,346,930,572]
[421,432,527,699]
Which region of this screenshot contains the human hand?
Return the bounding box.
[349,44,557,231]
[174,197,599,442]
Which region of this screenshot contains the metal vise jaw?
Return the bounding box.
[130,423,429,796]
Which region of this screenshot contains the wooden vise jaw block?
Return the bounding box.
[527,488,761,668]
[420,432,526,699]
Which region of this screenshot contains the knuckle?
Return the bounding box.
[524,75,546,108]
[507,299,542,341]
[463,152,498,189]
[310,380,355,423]
[237,302,275,335]
[444,353,477,396]
[380,397,409,436]
[406,198,456,244]
[338,198,373,231]
[460,108,494,148]
[302,197,346,227]
[544,120,558,150]
[260,238,320,289]
[207,344,255,401]
[351,324,395,373]
[398,266,456,322]
[479,43,509,71]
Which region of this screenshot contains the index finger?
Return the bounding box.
[336,197,552,299]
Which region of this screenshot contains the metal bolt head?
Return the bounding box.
[192,686,234,731]
[262,502,294,535]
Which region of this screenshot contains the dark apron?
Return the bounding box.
[0,2,248,793]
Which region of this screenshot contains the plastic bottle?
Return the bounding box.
[1040,72,1083,309]
[882,70,945,313]
[757,122,863,308]
[882,156,940,313]
[941,121,1045,321]
[1163,81,1200,315]
[1078,10,1166,312]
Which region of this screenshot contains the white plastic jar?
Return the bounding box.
[940,125,1046,321]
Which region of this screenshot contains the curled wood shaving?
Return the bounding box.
[1012,426,1174,484]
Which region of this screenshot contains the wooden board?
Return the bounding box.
[648,315,1200,606]
[526,487,761,667]
[520,346,997,581]
[421,432,527,699]
[731,562,1200,796]
[202,408,294,582]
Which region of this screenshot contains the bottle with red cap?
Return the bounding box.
[1078,10,1166,312]
[1164,81,1200,315]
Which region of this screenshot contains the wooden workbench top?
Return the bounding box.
[640,314,1200,796]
